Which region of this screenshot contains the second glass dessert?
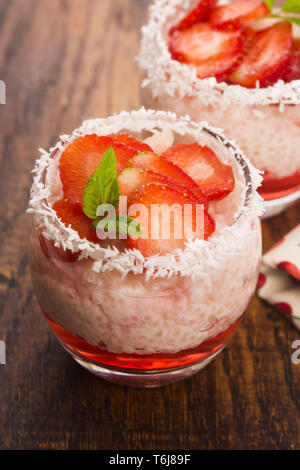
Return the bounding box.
[138,0,300,218]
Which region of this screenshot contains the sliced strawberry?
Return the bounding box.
[282,39,300,82]
[170,23,244,81]
[59,134,137,207]
[162,144,235,201]
[209,0,269,30]
[108,133,153,153]
[128,183,215,257]
[282,54,300,82]
[53,199,100,243]
[243,25,256,51]
[119,167,208,209]
[130,151,205,200]
[170,0,217,33]
[229,21,292,88]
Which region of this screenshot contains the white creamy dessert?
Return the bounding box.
[28,109,263,357]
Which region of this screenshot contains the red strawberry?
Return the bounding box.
[170,0,217,34]
[209,0,269,30]
[229,21,292,88]
[161,143,235,201]
[130,151,205,200]
[128,183,215,257]
[119,167,208,209]
[59,134,137,207]
[52,199,100,243]
[170,23,244,81]
[108,133,153,153]
[282,39,300,82]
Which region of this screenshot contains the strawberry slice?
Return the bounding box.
[53,199,100,243]
[170,0,217,33]
[209,0,269,30]
[128,183,215,257]
[108,133,153,153]
[130,151,205,200]
[161,144,235,201]
[59,134,137,207]
[282,53,300,82]
[282,39,300,82]
[170,23,244,81]
[229,21,292,88]
[119,167,208,209]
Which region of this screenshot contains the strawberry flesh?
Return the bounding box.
[108,133,153,153]
[170,23,245,81]
[281,39,300,82]
[130,151,205,200]
[119,167,208,209]
[128,183,215,257]
[162,143,235,201]
[53,199,100,243]
[209,0,269,30]
[229,21,292,88]
[170,0,217,33]
[59,134,137,207]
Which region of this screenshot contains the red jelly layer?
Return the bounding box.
[43,310,244,371]
[259,171,300,201]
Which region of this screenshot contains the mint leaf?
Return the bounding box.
[82,145,140,239]
[263,0,274,10]
[83,147,120,219]
[282,0,300,13]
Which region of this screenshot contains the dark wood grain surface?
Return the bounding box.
[0,0,299,450]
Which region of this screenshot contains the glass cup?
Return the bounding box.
[28,109,263,387]
[138,0,300,218]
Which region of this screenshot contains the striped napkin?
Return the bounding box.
[258,225,300,330]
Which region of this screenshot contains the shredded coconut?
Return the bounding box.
[27,108,263,280]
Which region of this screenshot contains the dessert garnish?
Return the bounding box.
[51,132,237,256]
[169,0,300,87]
[82,147,139,237]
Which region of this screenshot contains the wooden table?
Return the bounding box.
[0,0,299,450]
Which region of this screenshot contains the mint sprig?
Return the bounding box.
[264,0,274,10]
[83,146,140,237]
[282,0,300,14]
[83,147,120,218]
[263,0,300,25]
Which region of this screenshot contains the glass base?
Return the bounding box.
[62,343,224,387]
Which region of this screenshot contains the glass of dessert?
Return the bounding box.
[28,108,263,387]
[138,0,300,218]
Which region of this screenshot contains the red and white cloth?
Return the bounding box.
[258,224,300,331]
